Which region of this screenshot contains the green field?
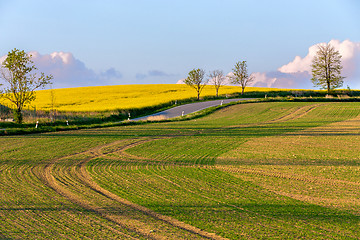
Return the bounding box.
[1,101,360,239]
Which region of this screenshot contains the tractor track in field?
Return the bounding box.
[222,103,327,130]
[34,143,141,239]
[35,137,227,240]
[267,103,327,123]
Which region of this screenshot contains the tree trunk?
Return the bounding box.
[327,80,331,94]
[216,88,219,97]
[13,108,23,124]
[241,87,245,95]
[197,91,200,100]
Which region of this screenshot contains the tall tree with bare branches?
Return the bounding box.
[311,43,344,93]
[184,68,207,100]
[209,70,225,97]
[229,61,254,95]
[0,48,53,123]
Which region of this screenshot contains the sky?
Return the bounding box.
[1,0,360,89]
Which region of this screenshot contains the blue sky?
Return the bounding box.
[1,0,360,88]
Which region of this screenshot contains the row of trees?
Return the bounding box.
[184,61,255,100]
[184,43,345,100]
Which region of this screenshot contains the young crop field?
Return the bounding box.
[0,84,284,112]
[1,101,360,239]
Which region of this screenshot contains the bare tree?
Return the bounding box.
[184,68,207,100]
[311,43,344,93]
[209,70,225,97]
[0,48,52,123]
[229,61,254,95]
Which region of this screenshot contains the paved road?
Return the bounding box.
[132,98,251,121]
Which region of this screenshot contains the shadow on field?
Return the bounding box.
[153,202,360,230]
[241,203,360,223]
[0,202,83,212]
[285,129,360,136]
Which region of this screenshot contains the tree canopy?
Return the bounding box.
[184,68,207,100]
[311,43,344,93]
[0,48,53,123]
[229,61,254,95]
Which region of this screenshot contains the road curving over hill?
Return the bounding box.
[133,98,251,121]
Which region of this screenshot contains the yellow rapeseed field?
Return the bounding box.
[1,84,283,112]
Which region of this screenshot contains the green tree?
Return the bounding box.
[229,61,254,95]
[184,68,207,100]
[0,48,53,123]
[311,43,344,93]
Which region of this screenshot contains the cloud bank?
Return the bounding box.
[252,39,360,89]
[0,51,124,89]
[31,51,125,88]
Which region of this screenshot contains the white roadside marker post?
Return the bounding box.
[128,112,131,121]
[66,120,69,126]
[220,100,223,106]
[182,111,184,117]
[35,121,39,128]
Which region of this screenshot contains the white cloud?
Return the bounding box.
[277,46,317,74]
[176,78,185,84]
[1,51,123,89]
[0,55,6,65]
